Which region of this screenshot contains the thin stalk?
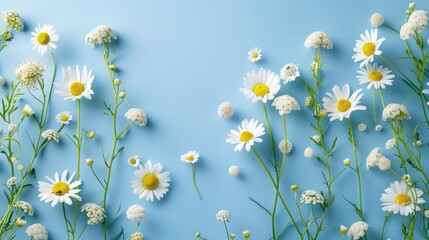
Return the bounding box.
[262,103,277,164]
[62,203,70,240]
[72,99,82,239]
[223,222,230,240]
[347,118,364,220]
[191,164,202,199]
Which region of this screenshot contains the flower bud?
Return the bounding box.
[290,184,299,191]
[114,78,121,85]
[87,131,96,139]
[229,233,235,239]
[17,164,24,171]
[86,158,94,167]
[242,230,251,238]
[343,158,351,167]
[305,96,313,107]
[409,2,415,10]
[119,91,126,99]
[3,31,13,41]
[108,64,117,71]
[15,218,26,228]
[318,110,327,118]
[340,225,348,234]
[406,9,411,15]
[402,174,411,182]
[195,232,201,238]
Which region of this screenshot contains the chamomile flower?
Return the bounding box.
[55,65,94,101]
[380,181,425,216]
[226,119,265,152]
[240,68,281,103]
[357,63,394,89]
[31,24,59,55]
[322,84,366,121]
[131,160,170,201]
[247,48,262,62]
[128,155,140,167]
[38,170,82,207]
[352,29,385,68]
[56,111,73,124]
[180,151,199,164]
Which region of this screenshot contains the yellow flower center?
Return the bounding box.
[336,99,351,112]
[186,156,195,162]
[60,115,69,122]
[368,71,382,81]
[129,158,137,165]
[252,53,259,59]
[253,83,269,97]
[70,82,85,97]
[362,42,376,57]
[52,182,69,196]
[142,173,159,190]
[240,131,254,142]
[37,32,50,45]
[394,193,411,206]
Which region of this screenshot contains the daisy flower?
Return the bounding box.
[247,48,262,62]
[352,29,385,68]
[226,119,265,152]
[380,181,425,216]
[56,111,73,124]
[38,170,82,207]
[357,63,394,89]
[180,150,199,164]
[240,68,280,103]
[322,84,366,121]
[31,24,59,55]
[55,65,94,101]
[131,160,170,201]
[128,155,140,167]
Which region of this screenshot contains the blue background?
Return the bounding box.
[1,0,429,239]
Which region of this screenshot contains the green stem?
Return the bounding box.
[62,203,70,240]
[72,99,82,239]
[191,164,202,199]
[223,221,230,240]
[262,103,277,164]
[347,118,364,221]
[77,223,88,240]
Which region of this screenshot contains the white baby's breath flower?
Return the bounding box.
[375,124,383,132]
[26,223,48,240]
[304,147,314,158]
[300,190,324,204]
[400,10,428,40]
[2,11,24,31]
[126,204,146,222]
[228,165,240,176]
[125,108,147,127]
[382,103,411,121]
[41,129,59,142]
[370,12,384,27]
[348,221,369,240]
[23,104,34,117]
[6,177,18,188]
[385,138,396,149]
[81,203,106,225]
[217,102,234,118]
[413,140,422,146]
[216,210,231,222]
[366,147,383,169]
[311,135,320,144]
[15,59,47,89]
[425,210,429,218]
[358,123,367,132]
[272,95,300,115]
[280,63,300,83]
[8,124,17,134]
[378,156,391,171]
[400,22,415,40]
[304,31,333,49]
[14,201,34,216]
[247,47,262,62]
[86,25,117,47]
[278,139,293,154]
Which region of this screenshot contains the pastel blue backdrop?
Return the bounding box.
[1,0,429,239]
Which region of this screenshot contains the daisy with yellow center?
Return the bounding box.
[31,24,59,55]
[180,151,202,199]
[131,160,170,201]
[352,29,385,68]
[240,68,280,103]
[247,47,262,63]
[55,111,73,125]
[55,65,94,101]
[226,119,265,152]
[322,84,366,121]
[380,181,425,216]
[357,63,394,89]
[128,155,140,167]
[38,170,82,207]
